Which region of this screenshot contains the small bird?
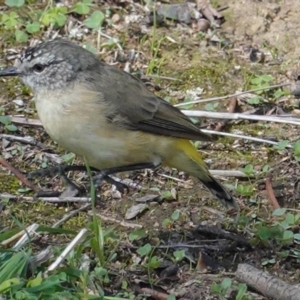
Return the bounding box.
[0,38,238,209]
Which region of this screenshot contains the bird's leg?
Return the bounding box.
[27,165,99,179]
[92,163,156,189]
[28,164,135,196]
[28,164,87,197]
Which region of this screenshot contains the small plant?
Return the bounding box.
[0,115,18,132]
[247,74,288,105]
[293,140,300,161]
[273,140,289,151]
[255,208,300,254]
[235,184,254,197]
[1,0,106,44]
[162,210,180,228]
[240,164,255,177]
[211,278,250,300]
[205,102,219,111]
[137,243,162,272]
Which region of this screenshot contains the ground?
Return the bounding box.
[1,0,300,299]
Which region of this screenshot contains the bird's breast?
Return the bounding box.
[33,88,167,169]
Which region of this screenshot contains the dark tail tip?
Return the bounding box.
[201,176,239,210]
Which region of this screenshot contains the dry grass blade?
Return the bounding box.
[202,129,291,147]
[182,110,300,126]
[175,83,290,107]
[45,228,88,275]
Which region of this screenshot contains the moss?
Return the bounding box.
[0,172,20,194]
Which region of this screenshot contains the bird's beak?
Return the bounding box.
[0,66,20,77]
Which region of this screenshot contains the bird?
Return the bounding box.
[0,38,238,210]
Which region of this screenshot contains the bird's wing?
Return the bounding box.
[94,63,212,141]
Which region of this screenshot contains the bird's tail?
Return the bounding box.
[164,139,238,210]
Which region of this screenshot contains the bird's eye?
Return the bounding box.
[32,64,46,73]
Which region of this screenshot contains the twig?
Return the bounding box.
[0,134,47,149]
[265,173,280,209]
[45,228,88,275]
[0,158,39,192]
[181,111,300,126]
[175,83,290,107]
[236,263,300,300]
[215,97,237,131]
[137,287,169,300]
[52,203,91,228]
[1,223,39,247]
[10,116,42,126]
[209,170,251,177]
[145,74,182,82]
[87,211,143,228]
[202,130,292,147]
[0,193,91,203]
[13,223,40,249]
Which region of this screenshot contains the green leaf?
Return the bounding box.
[236,283,247,300]
[293,140,300,156]
[54,13,67,27]
[0,252,28,282]
[272,208,286,216]
[27,272,43,287]
[41,7,67,27]
[74,2,90,15]
[173,249,185,261]
[15,30,28,42]
[273,140,289,150]
[0,116,10,125]
[0,278,22,294]
[294,233,300,241]
[2,12,19,29]
[171,210,180,221]
[26,21,40,33]
[5,0,24,7]
[274,89,284,99]
[247,96,261,105]
[261,74,273,82]
[205,103,218,111]
[129,229,147,242]
[281,230,294,242]
[257,226,273,240]
[5,124,18,131]
[251,77,263,85]
[285,213,296,225]
[137,243,151,256]
[242,164,254,176]
[220,278,232,290]
[61,152,76,163]
[84,10,105,29]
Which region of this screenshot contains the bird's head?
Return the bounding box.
[0,38,99,92]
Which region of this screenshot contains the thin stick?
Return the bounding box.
[0,134,47,149]
[181,110,300,126]
[0,193,91,203]
[87,211,143,228]
[0,158,39,192]
[52,203,91,228]
[202,130,292,148]
[209,170,251,178]
[175,83,290,107]
[10,116,42,126]
[45,228,88,274]
[265,173,280,209]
